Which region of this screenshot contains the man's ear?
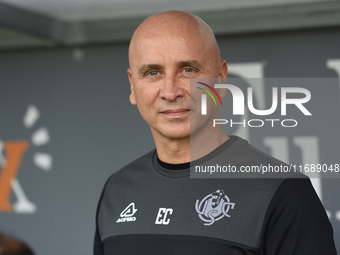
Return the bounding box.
[219,60,228,79]
[218,60,228,99]
[127,68,137,105]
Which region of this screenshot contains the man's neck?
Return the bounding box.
[153,135,191,164]
[152,127,229,164]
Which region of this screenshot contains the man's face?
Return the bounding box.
[128,29,225,141]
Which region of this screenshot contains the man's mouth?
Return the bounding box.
[160,109,190,117]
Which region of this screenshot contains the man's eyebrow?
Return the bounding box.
[176,60,203,69]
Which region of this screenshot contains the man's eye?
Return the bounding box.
[184,68,193,73]
[149,71,158,76]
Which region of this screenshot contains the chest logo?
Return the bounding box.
[195,190,235,226]
[116,202,137,223]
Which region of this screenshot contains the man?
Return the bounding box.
[0,233,34,255]
[94,10,336,254]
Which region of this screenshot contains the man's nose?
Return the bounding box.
[160,74,185,101]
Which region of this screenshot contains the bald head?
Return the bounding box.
[129,10,221,69]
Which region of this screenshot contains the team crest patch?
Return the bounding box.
[195,190,235,226]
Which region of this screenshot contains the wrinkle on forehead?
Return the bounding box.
[128,10,221,68]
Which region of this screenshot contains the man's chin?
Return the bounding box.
[152,127,190,141]
[164,130,191,140]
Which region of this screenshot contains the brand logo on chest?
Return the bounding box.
[116,202,138,223]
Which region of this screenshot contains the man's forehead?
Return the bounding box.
[134,33,204,53]
[131,38,205,68]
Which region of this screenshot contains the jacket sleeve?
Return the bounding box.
[94,180,109,255]
[94,223,104,255]
[261,176,337,255]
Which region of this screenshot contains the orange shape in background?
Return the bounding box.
[0,141,30,211]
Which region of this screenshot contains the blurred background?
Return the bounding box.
[0,0,340,254]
